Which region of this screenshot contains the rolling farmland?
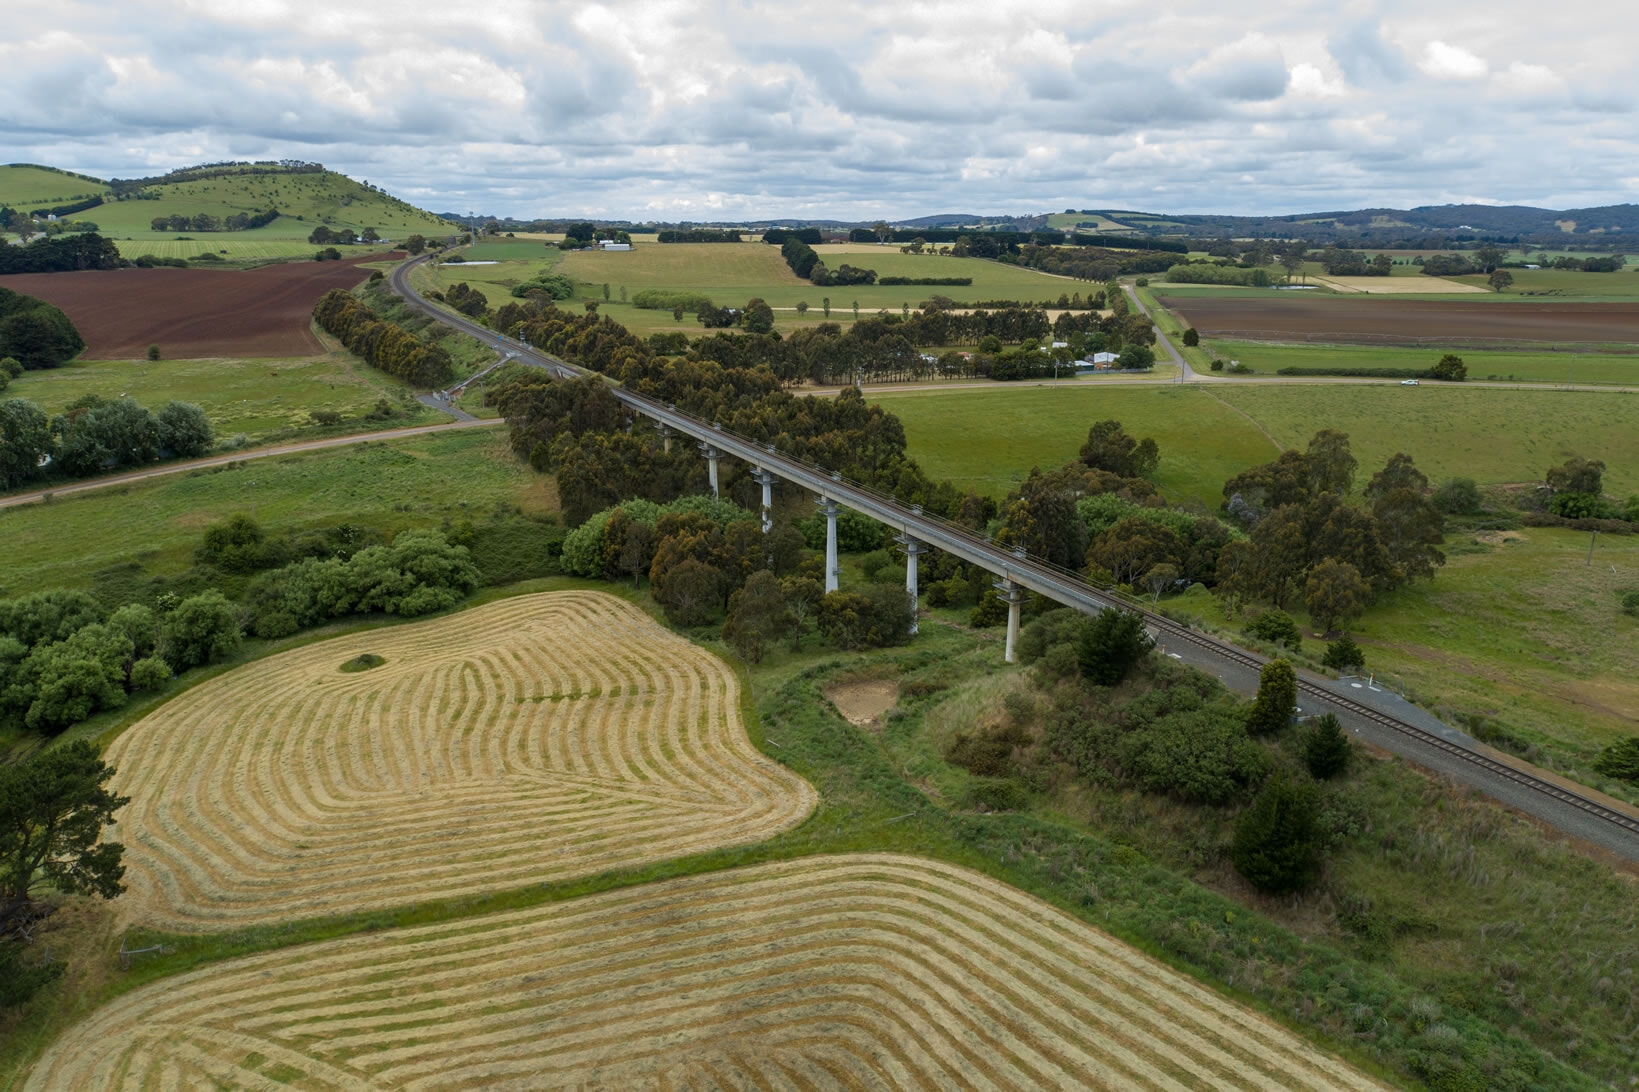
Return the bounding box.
[106,592,817,930]
[28,856,1376,1090]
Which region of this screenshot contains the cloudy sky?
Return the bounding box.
[4,1,1633,220]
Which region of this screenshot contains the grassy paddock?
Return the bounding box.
[1207,384,1639,496]
[5,351,439,443]
[1199,339,1639,386]
[0,428,539,596]
[875,385,1278,506]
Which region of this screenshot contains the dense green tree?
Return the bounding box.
[817,591,874,650]
[1429,353,1468,380]
[16,624,132,732]
[1546,456,1605,497]
[1302,429,1356,497]
[0,398,53,489]
[1304,714,1352,780]
[780,576,823,650]
[0,590,104,648]
[1076,608,1154,686]
[1231,776,1322,893]
[1245,609,1302,650]
[1246,658,1297,736]
[1079,419,1160,478]
[197,514,277,573]
[107,604,160,662]
[1304,558,1369,634]
[741,298,775,335]
[0,290,84,369]
[54,398,161,476]
[1487,270,1513,293]
[404,234,425,255]
[723,571,789,664]
[158,591,242,670]
[0,740,129,924]
[655,558,723,627]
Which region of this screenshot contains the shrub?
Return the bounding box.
[1246,658,1297,736]
[128,656,172,691]
[1322,634,1365,673]
[1231,776,1322,893]
[1433,477,1482,514]
[959,776,1029,812]
[1076,608,1153,686]
[859,549,893,581]
[1303,713,1351,779]
[1622,588,1639,617]
[945,721,1030,777]
[146,344,160,361]
[1246,609,1302,650]
[1120,707,1267,805]
[1592,737,1639,782]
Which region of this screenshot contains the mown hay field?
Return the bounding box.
[28,855,1377,1091]
[105,591,817,931]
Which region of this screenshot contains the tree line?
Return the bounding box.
[0,393,213,491]
[312,289,455,388]
[0,232,123,274]
[0,289,83,370]
[149,208,280,233]
[656,229,742,243]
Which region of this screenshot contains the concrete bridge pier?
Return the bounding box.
[895,533,926,634]
[751,468,777,532]
[816,497,841,593]
[993,577,1026,663]
[658,424,674,453]
[699,442,723,498]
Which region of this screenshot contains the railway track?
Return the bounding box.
[390,255,1639,856]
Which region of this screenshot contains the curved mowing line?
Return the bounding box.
[28,855,1380,1091]
[105,591,817,931]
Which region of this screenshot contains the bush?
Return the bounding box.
[959,776,1029,812]
[1592,737,1639,782]
[146,344,160,361]
[1246,658,1297,736]
[1076,608,1153,686]
[128,656,172,692]
[1303,713,1351,779]
[1622,588,1639,617]
[1433,477,1482,514]
[859,549,893,581]
[1246,609,1302,650]
[1121,707,1267,805]
[1322,634,1365,673]
[1231,776,1322,893]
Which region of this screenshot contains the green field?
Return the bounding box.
[1451,266,1639,299]
[0,427,536,596]
[874,385,1277,507]
[1200,339,1639,386]
[108,238,334,262]
[1172,523,1639,769]
[4,352,441,445]
[422,240,1090,336]
[460,239,562,261]
[0,165,108,208]
[1206,384,1639,496]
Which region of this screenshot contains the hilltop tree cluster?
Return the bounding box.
[149,208,279,233]
[0,288,83,369]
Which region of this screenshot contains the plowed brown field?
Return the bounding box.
[1160,294,1639,347]
[4,253,397,359]
[105,591,817,931]
[27,855,1379,1091]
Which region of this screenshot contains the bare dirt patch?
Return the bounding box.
[1475,530,1526,546]
[825,678,898,728]
[1312,275,1485,294]
[26,855,1379,1091]
[103,591,816,931]
[1161,295,1639,347]
[4,253,398,359]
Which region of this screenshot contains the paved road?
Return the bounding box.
[1126,284,1194,379]
[0,417,501,511]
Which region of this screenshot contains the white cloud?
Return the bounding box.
[1,1,1636,217]
[1288,62,1345,99]
[1419,40,1488,81]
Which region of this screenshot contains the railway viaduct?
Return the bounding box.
[389,253,1639,863]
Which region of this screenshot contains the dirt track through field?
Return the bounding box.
[27,855,1377,1091]
[105,591,816,930]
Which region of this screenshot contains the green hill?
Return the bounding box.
[1,162,456,260]
[0,164,110,209]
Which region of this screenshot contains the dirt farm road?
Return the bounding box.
[0,417,502,511]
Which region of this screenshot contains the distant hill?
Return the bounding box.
[2,161,456,260]
[1067,204,1639,245]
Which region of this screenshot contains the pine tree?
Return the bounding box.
[1231,776,1321,893]
[1303,714,1351,779]
[1246,658,1297,736]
